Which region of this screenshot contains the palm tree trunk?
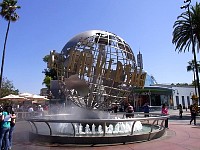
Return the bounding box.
[193,69,197,95]
[193,46,200,104]
[0,19,11,97]
[187,5,200,105]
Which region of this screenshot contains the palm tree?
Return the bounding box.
[172,2,200,52]
[0,0,20,97]
[187,60,200,95]
[172,2,200,102]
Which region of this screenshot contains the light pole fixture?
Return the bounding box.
[147,90,151,106]
[181,0,200,105]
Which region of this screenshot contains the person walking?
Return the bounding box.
[190,104,197,125]
[179,104,183,118]
[161,104,169,128]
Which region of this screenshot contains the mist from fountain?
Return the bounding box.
[49,105,142,135]
[41,103,143,136]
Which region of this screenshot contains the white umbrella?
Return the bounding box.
[25,94,49,104]
[25,94,49,100]
[1,94,26,102]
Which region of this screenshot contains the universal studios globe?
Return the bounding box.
[49,30,146,110]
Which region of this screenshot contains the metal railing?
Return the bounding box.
[15,111,47,120]
[26,112,169,138]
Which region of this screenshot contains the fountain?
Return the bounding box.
[27,30,168,145]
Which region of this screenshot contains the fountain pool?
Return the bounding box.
[27,112,168,145]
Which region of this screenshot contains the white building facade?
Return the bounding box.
[151,84,197,109]
[172,86,197,109]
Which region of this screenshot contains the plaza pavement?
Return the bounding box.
[12,109,200,150]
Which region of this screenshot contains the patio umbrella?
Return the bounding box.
[0,94,26,102]
[25,94,49,104]
[25,94,48,100]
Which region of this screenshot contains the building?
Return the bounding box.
[132,73,196,110]
[155,84,196,109]
[40,88,48,96]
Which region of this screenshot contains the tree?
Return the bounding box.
[187,60,200,94]
[42,55,58,90]
[172,2,200,102]
[172,2,200,52]
[43,55,49,63]
[1,77,18,98]
[0,0,20,97]
[42,76,52,89]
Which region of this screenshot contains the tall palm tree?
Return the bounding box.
[172,2,200,52]
[187,60,200,95]
[172,2,200,102]
[0,0,20,97]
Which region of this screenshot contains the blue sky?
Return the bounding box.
[0,0,198,94]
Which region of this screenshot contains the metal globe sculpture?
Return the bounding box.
[48,30,146,110]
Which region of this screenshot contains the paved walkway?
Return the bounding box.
[12,109,200,150]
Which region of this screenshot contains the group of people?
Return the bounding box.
[113,102,150,118]
[0,105,16,150]
[112,99,199,129]
[28,105,44,117]
[178,103,199,125]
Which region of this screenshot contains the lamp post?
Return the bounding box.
[181,0,200,105]
[147,90,151,106]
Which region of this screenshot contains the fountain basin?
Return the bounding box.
[27,113,168,145]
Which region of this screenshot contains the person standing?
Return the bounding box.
[143,103,150,117]
[8,106,16,150]
[28,105,34,117]
[179,104,183,118]
[0,105,11,150]
[125,103,134,118]
[113,104,118,113]
[161,104,169,128]
[38,105,44,116]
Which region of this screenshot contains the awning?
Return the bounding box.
[132,87,173,95]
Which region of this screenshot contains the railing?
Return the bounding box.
[15,111,47,120]
[26,112,169,138]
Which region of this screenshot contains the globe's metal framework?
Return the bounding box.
[48,30,146,110]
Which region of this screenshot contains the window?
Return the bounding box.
[176,96,179,106]
[187,96,190,106]
[182,96,185,107]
